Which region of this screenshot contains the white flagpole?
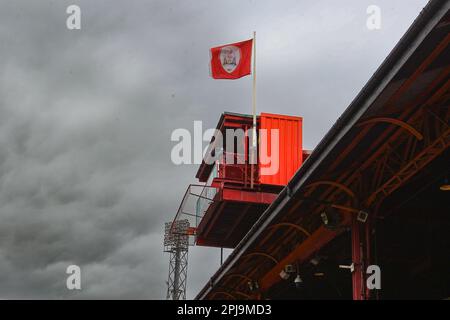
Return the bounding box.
[250,31,256,189]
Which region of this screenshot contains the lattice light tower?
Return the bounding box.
[164,219,190,300]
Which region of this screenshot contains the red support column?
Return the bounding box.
[364,217,372,299]
[351,215,364,300]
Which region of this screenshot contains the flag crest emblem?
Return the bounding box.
[210,39,252,79]
[220,46,240,73]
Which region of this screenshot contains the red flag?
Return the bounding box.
[210,39,253,79]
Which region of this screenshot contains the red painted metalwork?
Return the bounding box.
[192,112,304,248]
[259,113,303,186]
[259,213,351,291]
[364,216,373,300]
[196,113,254,183]
[195,189,279,248]
[222,188,277,203]
[351,215,364,300]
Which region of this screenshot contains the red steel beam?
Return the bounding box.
[222,188,278,204]
[259,214,351,292]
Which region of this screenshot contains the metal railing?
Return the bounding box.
[217,151,258,186]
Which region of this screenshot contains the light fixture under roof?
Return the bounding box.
[320,208,342,230]
[310,257,320,266]
[357,210,369,223]
[339,263,355,273]
[314,272,325,277]
[280,264,295,280]
[279,270,290,280]
[247,280,259,292]
[320,211,329,225]
[294,274,303,288]
[440,177,450,191]
[284,264,295,273]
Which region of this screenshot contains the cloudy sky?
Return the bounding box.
[0,0,429,299]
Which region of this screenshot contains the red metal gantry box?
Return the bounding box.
[175,112,305,248]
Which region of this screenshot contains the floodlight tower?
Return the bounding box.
[164,220,189,300]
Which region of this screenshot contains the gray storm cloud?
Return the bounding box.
[0,0,428,299]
